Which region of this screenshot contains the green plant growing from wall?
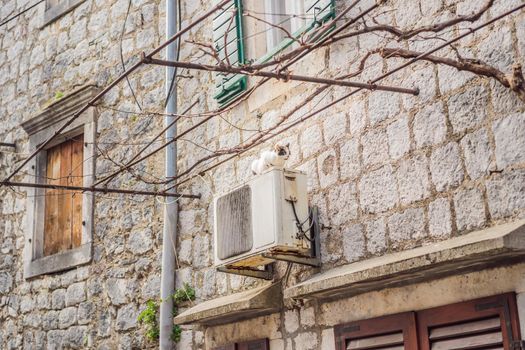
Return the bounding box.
[137,283,196,342]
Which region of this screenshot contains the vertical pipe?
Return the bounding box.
[160,0,178,348]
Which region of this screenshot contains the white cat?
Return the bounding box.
[251,143,291,175]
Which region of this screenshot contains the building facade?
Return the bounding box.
[0,0,525,349]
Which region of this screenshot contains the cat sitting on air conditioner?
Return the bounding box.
[251,143,291,175]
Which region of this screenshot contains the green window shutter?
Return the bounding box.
[254,0,336,65]
[213,0,247,106]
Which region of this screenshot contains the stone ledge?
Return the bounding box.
[284,220,525,301]
[174,282,281,326]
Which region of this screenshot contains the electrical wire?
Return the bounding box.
[0,0,44,28]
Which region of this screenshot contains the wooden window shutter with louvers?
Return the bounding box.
[213,0,247,106]
[334,312,419,350]
[417,293,522,350]
[43,135,84,256]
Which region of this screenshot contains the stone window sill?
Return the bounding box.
[42,0,86,27]
[24,243,91,279]
[284,220,525,301]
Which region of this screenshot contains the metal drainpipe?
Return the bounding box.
[160,0,178,348]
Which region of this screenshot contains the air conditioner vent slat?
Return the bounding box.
[216,185,253,260]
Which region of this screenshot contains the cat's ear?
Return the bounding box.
[286,142,290,148]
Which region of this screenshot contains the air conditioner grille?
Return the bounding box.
[216,185,253,260]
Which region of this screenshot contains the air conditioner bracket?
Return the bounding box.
[217,264,274,281]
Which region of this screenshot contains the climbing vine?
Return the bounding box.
[138,283,196,342]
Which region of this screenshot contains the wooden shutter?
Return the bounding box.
[237,338,269,350]
[213,0,247,105]
[417,293,521,350]
[334,312,418,350]
[44,135,84,256]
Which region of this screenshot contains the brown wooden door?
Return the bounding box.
[334,312,419,350]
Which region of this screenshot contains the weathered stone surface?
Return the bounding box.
[368,92,400,125]
[366,217,387,254]
[66,282,86,306]
[387,116,410,160]
[127,228,153,255]
[388,208,426,243]
[413,102,447,148]
[430,142,464,192]
[359,165,399,214]
[447,85,489,133]
[51,289,66,310]
[428,198,452,237]
[362,128,389,167]
[59,307,77,329]
[193,234,210,268]
[318,149,339,189]
[106,278,129,306]
[454,187,487,232]
[339,138,360,181]
[396,154,431,205]
[460,128,493,180]
[492,113,525,169]
[284,310,299,333]
[301,125,323,159]
[323,112,347,145]
[115,304,138,331]
[42,311,59,330]
[486,170,525,219]
[343,224,366,263]
[328,182,358,226]
[78,302,96,325]
[0,272,13,294]
[294,332,318,350]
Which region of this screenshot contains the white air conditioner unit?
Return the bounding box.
[213,168,311,268]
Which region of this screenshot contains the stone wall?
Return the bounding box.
[0,0,524,349]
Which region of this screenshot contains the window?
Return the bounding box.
[22,85,98,278]
[212,0,336,106]
[43,0,86,26]
[43,136,84,256]
[212,338,269,350]
[334,293,522,350]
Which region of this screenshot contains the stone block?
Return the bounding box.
[127,228,153,254]
[0,272,13,294]
[47,330,66,350]
[388,207,426,243]
[438,64,475,94]
[447,85,489,133]
[323,112,348,145]
[78,301,95,325]
[359,165,399,214]
[428,198,452,238]
[413,102,447,148]
[317,149,339,189]
[387,116,410,160]
[366,217,387,254]
[454,187,487,232]
[348,98,366,135]
[106,278,128,306]
[115,304,138,331]
[460,128,493,180]
[368,91,400,125]
[294,332,318,350]
[361,128,389,167]
[492,113,525,169]
[193,234,210,268]
[59,307,77,329]
[343,224,366,263]
[301,125,323,159]
[339,137,361,181]
[430,142,464,192]
[51,289,66,310]
[486,169,525,219]
[328,182,358,227]
[42,311,59,330]
[396,154,431,205]
[65,326,89,349]
[284,309,299,333]
[300,307,316,327]
[66,281,86,306]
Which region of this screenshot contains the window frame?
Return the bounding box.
[43,0,86,26]
[22,85,98,279]
[334,293,522,350]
